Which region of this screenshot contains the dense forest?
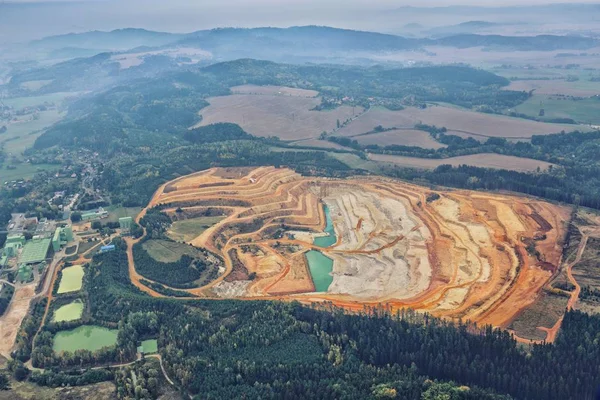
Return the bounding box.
[9,240,598,399]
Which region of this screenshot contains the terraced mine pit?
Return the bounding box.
[132,166,570,330]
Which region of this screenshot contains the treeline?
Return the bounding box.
[184,123,252,144]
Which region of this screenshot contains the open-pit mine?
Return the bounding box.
[132,166,570,330]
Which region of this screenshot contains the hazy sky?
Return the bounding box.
[1,0,600,44]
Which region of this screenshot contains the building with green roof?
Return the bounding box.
[119,217,133,234]
[52,226,74,252]
[6,234,25,247]
[20,237,52,265]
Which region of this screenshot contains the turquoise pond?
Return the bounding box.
[305,205,336,292]
[313,205,336,248]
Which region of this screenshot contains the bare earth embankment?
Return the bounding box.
[0,284,36,359]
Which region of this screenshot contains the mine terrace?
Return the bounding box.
[130,166,570,331]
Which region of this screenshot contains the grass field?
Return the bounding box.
[20,79,54,91]
[57,265,84,294]
[167,216,226,242]
[196,94,363,140]
[104,205,142,223]
[1,109,64,156]
[139,339,158,354]
[354,129,447,149]
[290,138,351,150]
[142,239,203,263]
[368,153,555,172]
[2,92,79,109]
[330,152,381,173]
[231,85,318,97]
[337,105,586,141]
[513,94,600,125]
[0,163,57,183]
[505,80,600,97]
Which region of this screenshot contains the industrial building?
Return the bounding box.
[20,237,52,265]
[119,217,133,234]
[81,207,108,221]
[52,226,74,252]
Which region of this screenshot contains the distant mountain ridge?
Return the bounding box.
[29,25,600,57]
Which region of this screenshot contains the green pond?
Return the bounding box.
[53,325,118,353]
[52,300,84,322]
[57,264,84,294]
[305,205,336,292]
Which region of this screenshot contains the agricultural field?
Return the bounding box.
[56,264,84,294]
[354,129,447,149]
[368,153,555,172]
[195,92,363,140]
[513,94,600,125]
[231,84,319,97]
[19,79,54,91]
[0,163,57,183]
[505,79,600,97]
[104,205,142,224]
[1,92,78,109]
[1,109,64,158]
[130,166,582,340]
[337,105,586,141]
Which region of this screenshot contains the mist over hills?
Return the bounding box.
[26,26,600,61]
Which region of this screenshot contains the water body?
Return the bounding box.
[305,204,336,292]
[52,300,84,323]
[53,325,118,353]
[57,264,84,294]
[313,205,336,248]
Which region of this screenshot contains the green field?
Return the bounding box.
[1,109,64,157]
[52,300,84,322]
[513,95,600,125]
[0,163,57,184]
[142,239,202,263]
[57,264,84,294]
[53,325,118,353]
[167,216,225,242]
[104,205,142,223]
[139,339,158,355]
[2,92,79,109]
[330,152,381,173]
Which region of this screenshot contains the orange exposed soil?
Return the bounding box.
[127,167,573,334]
